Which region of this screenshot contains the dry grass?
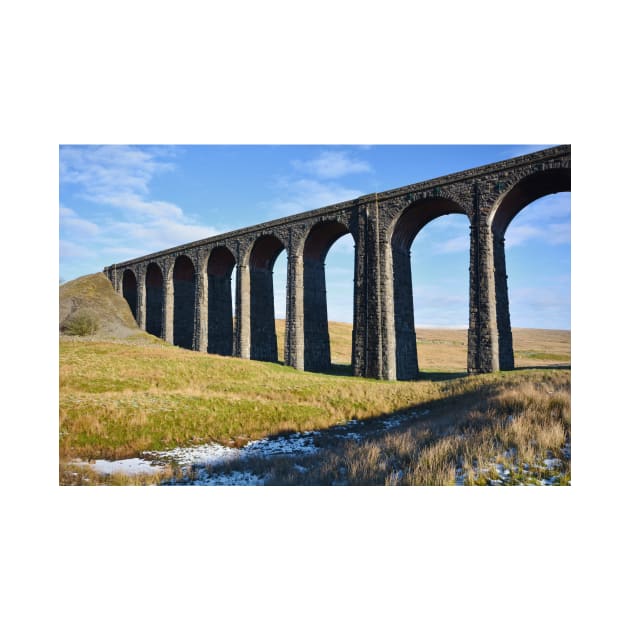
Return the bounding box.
[59,272,141,339]
[60,316,570,484]
[60,338,448,461]
[60,461,183,486]
[274,320,354,365]
[276,320,569,371]
[260,371,571,486]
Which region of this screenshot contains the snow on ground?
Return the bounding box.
[76,409,569,486]
[89,458,161,475]
[192,470,267,486]
[81,426,327,482]
[454,442,571,486]
[78,411,427,484]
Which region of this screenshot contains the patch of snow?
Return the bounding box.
[241,434,318,458]
[90,458,162,475]
[544,458,563,469]
[145,442,240,467]
[78,425,324,481]
[192,470,266,486]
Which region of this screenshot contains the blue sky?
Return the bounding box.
[59,145,570,329]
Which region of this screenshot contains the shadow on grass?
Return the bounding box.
[305,364,469,381]
[272,360,567,381]
[418,370,468,381]
[191,376,558,485]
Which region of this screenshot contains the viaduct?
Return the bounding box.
[104,145,571,380]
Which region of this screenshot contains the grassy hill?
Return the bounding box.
[60,272,150,340]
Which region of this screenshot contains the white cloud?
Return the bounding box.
[505,193,571,248]
[506,224,543,247]
[506,220,571,248]
[546,222,571,244]
[291,151,371,179]
[59,239,97,259]
[434,234,469,254]
[517,194,570,222]
[265,177,364,216]
[59,146,219,273]
[106,218,218,251]
[100,193,184,220]
[60,145,174,198]
[59,206,100,236]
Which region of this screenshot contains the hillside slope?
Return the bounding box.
[59,272,141,338]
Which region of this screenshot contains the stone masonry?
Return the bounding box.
[105,145,571,380]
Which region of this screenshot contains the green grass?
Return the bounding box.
[59,272,570,484]
[60,338,569,469]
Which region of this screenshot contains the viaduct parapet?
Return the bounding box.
[104,145,571,380]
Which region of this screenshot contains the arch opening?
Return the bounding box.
[491,168,571,238]
[145,263,164,338]
[173,255,196,350]
[207,246,236,356]
[302,221,354,373]
[390,198,468,380]
[492,178,571,370]
[122,269,138,322]
[249,235,285,362]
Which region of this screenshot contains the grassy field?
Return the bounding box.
[203,371,570,486]
[59,273,570,485]
[276,320,570,371]
[60,321,570,485]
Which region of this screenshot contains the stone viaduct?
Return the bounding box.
[104,145,570,380]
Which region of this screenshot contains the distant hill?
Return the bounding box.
[59,272,141,338]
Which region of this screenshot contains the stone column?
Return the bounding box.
[493,234,515,370]
[391,246,418,380]
[285,253,304,370]
[352,209,367,377]
[380,238,397,381]
[194,268,208,353]
[467,190,499,373]
[136,270,147,331]
[234,263,250,359]
[113,268,123,295]
[364,198,384,379]
[163,267,174,345]
[351,201,385,379]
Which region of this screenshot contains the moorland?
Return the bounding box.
[59,274,570,485]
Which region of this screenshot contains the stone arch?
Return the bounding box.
[389,197,468,380]
[145,262,164,338]
[173,254,196,350]
[489,166,571,237]
[207,245,236,356]
[122,269,138,321]
[302,220,355,372]
[488,166,571,370]
[248,234,287,362]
